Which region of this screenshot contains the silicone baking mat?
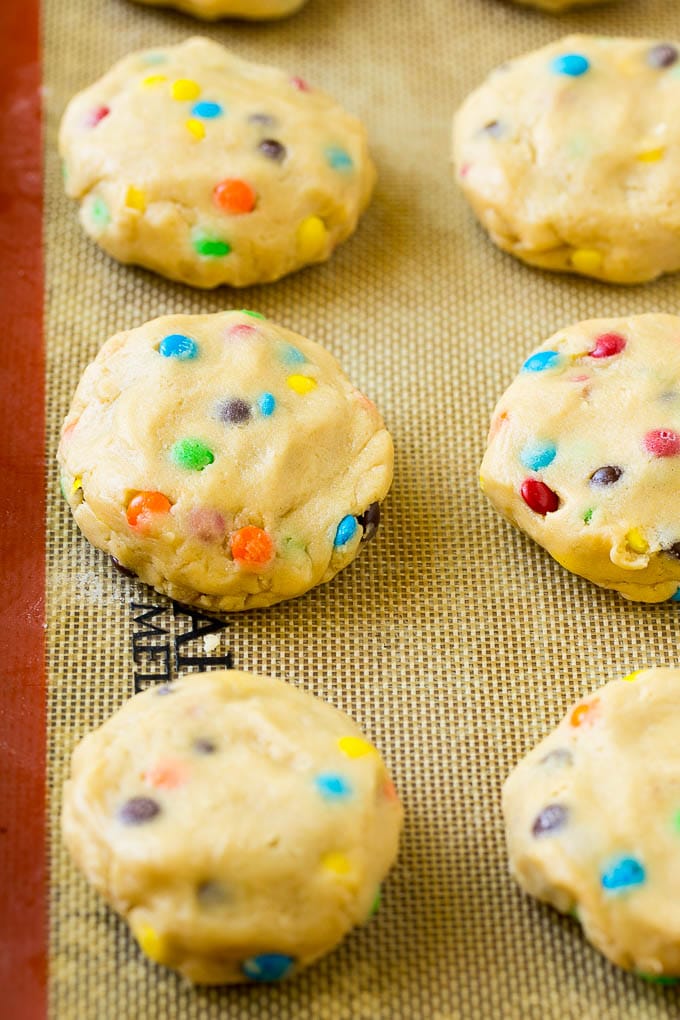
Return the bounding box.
[36,0,680,1017]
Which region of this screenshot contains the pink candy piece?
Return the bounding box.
[226,323,257,340]
[589,332,626,358]
[188,508,226,542]
[644,429,680,457]
[290,76,310,92]
[85,105,110,128]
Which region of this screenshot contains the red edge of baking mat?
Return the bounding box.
[0,0,47,1017]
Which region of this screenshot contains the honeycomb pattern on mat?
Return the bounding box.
[45,0,680,1017]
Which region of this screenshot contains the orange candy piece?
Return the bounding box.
[126,491,172,530]
[570,699,599,728]
[230,525,274,568]
[143,759,188,790]
[213,179,256,215]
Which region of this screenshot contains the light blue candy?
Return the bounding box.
[281,344,306,365]
[191,101,224,119]
[334,515,357,547]
[522,350,561,373]
[671,588,680,602]
[315,773,352,800]
[325,146,353,171]
[601,856,646,893]
[242,953,295,983]
[159,333,198,360]
[551,53,590,77]
[258,392,276,417]
[520,441,557,471]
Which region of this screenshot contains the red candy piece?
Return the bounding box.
[520,479,559,515]
[85,105,110,128]
[290,76,310,91]
[227,323,257,339]
[213,179,256,215]
[644,428,680,457]
[589,332,626,358]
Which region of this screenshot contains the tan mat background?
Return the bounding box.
[44,0,680,1017]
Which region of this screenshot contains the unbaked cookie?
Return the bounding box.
[58,310,393,611]
[59,37,375,288]
[480,315,680,603]
[131,0,307,19]
[62,669,403,984]
[503,667,680,980]
[453,36,680,283]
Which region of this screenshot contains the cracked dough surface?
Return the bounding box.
[480,315,680,603]
[131,0,307,18]
[57,310,393,612]
[453,35,680,283]
[59,37,375,288]
[62,669,403,985]
[503,667,680,979]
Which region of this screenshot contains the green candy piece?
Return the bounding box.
[171,438,215,471]
[91,196,110,228]
[637,973,680,986]
[194,236,231,258]
[370,888,382,916]
[583,508,593,525]
[240,309,265,319]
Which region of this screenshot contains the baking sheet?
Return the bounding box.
[45,0,680,1016]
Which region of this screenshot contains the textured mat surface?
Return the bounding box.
[45,0,680,1016]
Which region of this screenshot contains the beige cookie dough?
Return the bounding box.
[453,36,680,283]
[57,310,393,611]
[480,315,680,603]
[131,0,307,19]
[503,667,680,979]
[62,669,403,984]
[59,37,375,288]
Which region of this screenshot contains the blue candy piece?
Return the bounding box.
[522,350,561,373]
[325,146,354,171]
[551,53,590,77]
[191,101,224,119]
[671,588,680,602]
[334,515,358,547]
[159,333,198,360]
[601,856,646,893]
[520,440,557,471]
[258,392,276,417]
[281,344,306,365]
[242,953,295,983]
[315,772,352,800]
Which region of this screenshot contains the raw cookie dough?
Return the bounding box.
[57,310,393,611]
[62,669,403,984]
[131,0,307,19]
[480,315,680,603]
[59,37,375,288]
[453,36,680,283]
[503,667,680,980]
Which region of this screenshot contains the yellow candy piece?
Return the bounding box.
[622,670,643,683]
[125,186,146,212]
[71,476,82,493]
[338,736,375,758]
[287,374,317,395]
[570,249,603,274]
[141,74,166,88]
[636,147,665,163]
[321,852,351,876]
[134,923,168,964]
[185,118,205,141]
[626,528,649,555]
[296,216,327,260]
[172,79,201,102]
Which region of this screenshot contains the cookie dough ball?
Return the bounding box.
[453,36,680,283]
[57,310,393,611]
[480,315,680,603]
[59,37,375,288]
[508,0,612,10]
[62,670,403,984]
[503,667,680,979]
[131,0,307,19]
